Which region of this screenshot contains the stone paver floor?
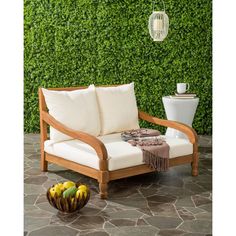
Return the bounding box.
[24,134,212,236]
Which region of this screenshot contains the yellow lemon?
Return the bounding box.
[63,181,75,190]
[54,183,64,191]
[49,186,62,198]
[78,185,88,192]
[76,189,87,199]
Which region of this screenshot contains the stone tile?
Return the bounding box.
[183,233,205,236]
[24,195,38,205]
[52,170,81,183]
[27,154,40,161]
[192,195,212,207]
[24,176,48,185]
[158,229,186,235]
[42,180,58,189]
[184,183,206,194]
[199,204,212,212]
[103,221,116,229]
[196,182,212,191]
[46,172,62,180]
[110,197,147,209]
[201,153,212,159]
[24,216,50,232]
[24,144,36,152]
[101,209,144,219]
[88,197,107,209]
[136,218,149,226]
[25,168,42,176]
[109,219,136,227]
[148,202,179,217]
[178,220,212,234]
[144,215,182,229]
[35,194,48,204]
[81,231,109,236]
[78,205,102,216]
[100,205,120,214]
[159,176,184,188]
[157,186,193,197]
[137,207,153,216]
[105,225,159,236]
[183,207,205,215]
[28,225,78,236]
[128,192,146,198]
[147,194,176,203]
[24,205,39,212]
[198,192,211,198]
[199,159,212,169]
[175,196,195,207]
[37,202,58,214]
[25,208,54,218]
[198,147,212,154]
[108,185,139,199]
[50,212,79,225]
[177,208,195,221]
[24,166,31,172]
[30,162,43,170]
[70,216,104,230]
[179,214,195,221]
[24,184,46,195]
[139,186,159,197]
[195,212,212,221]
[191,175,212,184]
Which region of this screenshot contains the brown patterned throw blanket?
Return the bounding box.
[121,128,170,171]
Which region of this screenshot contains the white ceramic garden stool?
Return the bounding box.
[162,96,199,139]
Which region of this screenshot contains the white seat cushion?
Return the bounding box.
[42,85,101,142]
[44,133,193,171]
[95,82,140,135]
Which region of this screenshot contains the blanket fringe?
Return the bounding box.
[143,150,169,171]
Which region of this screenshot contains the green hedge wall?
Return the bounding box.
[24,0,212,134]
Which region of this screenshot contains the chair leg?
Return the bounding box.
[40,151,48,172]
[191,152,199,176]
[99,182,108,199]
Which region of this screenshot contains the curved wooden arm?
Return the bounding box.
[41,111,108,161]
[138,110,198,144]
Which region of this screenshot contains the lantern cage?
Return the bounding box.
[148,1,169,41]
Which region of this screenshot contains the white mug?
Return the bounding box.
[177,83,190,94]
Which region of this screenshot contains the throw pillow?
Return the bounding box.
[42,85,101,142]
[95,82,140,135]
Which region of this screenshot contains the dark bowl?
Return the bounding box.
[46,182,90,213]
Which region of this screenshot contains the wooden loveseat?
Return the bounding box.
[39,84,198,199]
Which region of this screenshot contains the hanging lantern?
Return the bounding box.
[148,1,169,42]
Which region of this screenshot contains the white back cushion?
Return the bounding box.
[96,82,140,135]
[42,85,101,142]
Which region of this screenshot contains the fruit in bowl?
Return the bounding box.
[63,181,75,190]
[47,181,90,213]
[76,185,88,199]
[62,186,77,198]
[49,185,62,197]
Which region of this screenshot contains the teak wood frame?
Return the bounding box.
[39,86,199,199]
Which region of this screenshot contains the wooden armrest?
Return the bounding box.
[41,111,108,160]
[138,110,198,144]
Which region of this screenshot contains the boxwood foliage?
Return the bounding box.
[24,0,212,134]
